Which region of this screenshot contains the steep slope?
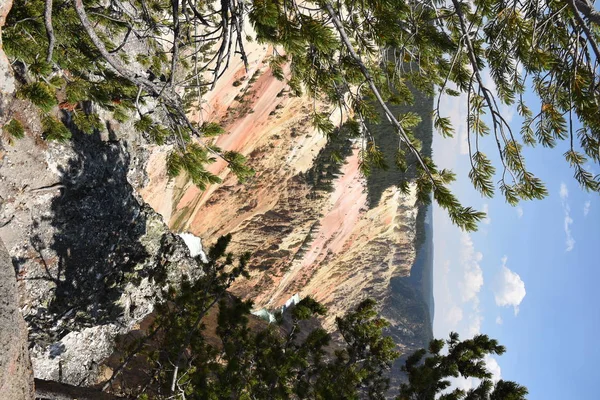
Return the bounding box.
[0,239,34,399]
[1,0,435,386]
[141,49,436,357]
[0,93,202,386]
[0,1,34,397]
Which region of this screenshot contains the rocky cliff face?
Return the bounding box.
[0,1,202,385]
[0,123,204,386]
[141,46,434,357]
[0,1,35,398]
[1,0,432,390]
[0,238,34,399]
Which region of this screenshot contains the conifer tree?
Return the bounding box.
[99,238,525,399]
[3,0,600,230]
[397,332,528,400]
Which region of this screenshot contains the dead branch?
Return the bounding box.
[44,0,55,63]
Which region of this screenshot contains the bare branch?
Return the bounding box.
[211,0,231,89]
[44,0,55,63]
[569,0,600,62]
[574,0,600,26]
[169,0,181,86]
[322,1,434,182]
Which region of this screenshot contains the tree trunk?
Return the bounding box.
[35,379,129,400]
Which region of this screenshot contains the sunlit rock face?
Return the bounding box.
[141,47,435,359]
[0,2,34,397]
[0,240,34,399]
[0,2,432,385]
[0,127,203,385]
[0,74,201,387]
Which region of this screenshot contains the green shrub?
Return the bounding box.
[42,116,72,142]
[17,82,57,112]
[3,118,25,141]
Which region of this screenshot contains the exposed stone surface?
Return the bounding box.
[0,239,34,399]
[0,127,202,385]
[0,0,200,387]
[141,47,434,360]
[0,0,14,94]
[31,324,121,384]
[0,74,201,389]
[0,0,432,390]
[0,1,34,398]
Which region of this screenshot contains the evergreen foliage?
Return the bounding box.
[42,115,72,142]
[398,332,528,400]
[17,82,57,112]
[3,118,25,143]
[3,0,600,230]
[103,238,526,399]
[72,110,104,135]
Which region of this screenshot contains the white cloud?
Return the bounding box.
[468,314,483,337]
[516,206,523,219]
[560,182,569,200]
[443,259,451,274]
[484,355,502,383]
[482,204,491,225]
[494,256,526,315]
[459,233,484,303]
[434,227,483,338]
[496,316,503,325]
[560,183,575,251]
[564,214,575,251]
[584,200,591,217]
[463,268,484,303]
[446,306,464,326]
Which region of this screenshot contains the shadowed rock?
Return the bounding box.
[0,239,34,399]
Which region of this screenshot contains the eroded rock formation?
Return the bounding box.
[0,0,433,391]
[141,47,434,357]
[0,7,202,383]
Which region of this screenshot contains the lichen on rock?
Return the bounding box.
[0,112,202,386]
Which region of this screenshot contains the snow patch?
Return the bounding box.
[178,232,208,263]
[252,293,301,323]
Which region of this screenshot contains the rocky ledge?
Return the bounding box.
[0,42,201,390]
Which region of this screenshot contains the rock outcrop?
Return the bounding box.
[0,125,203,386]
[0,0,433,390]
[0,239,34,400]
[0,0,35,398]
[0,9,202,383]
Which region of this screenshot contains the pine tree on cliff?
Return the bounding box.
[85,237,526,400]
[3,0,600,231]
[398,332,528,400]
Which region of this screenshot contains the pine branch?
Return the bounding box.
[569,0,600,62]
[72,0,159,95]
[169,0,181,87]
[211,0,231,89]
[232,0,249,72]
[574,0,600,26]
[322,1,435,184]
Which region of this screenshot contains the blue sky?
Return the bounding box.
[433,87,600,398]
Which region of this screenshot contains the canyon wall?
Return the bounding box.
[0,0,35,397]
[0,1,433,390]
[0,3,202,383]
[141,47,435,356]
